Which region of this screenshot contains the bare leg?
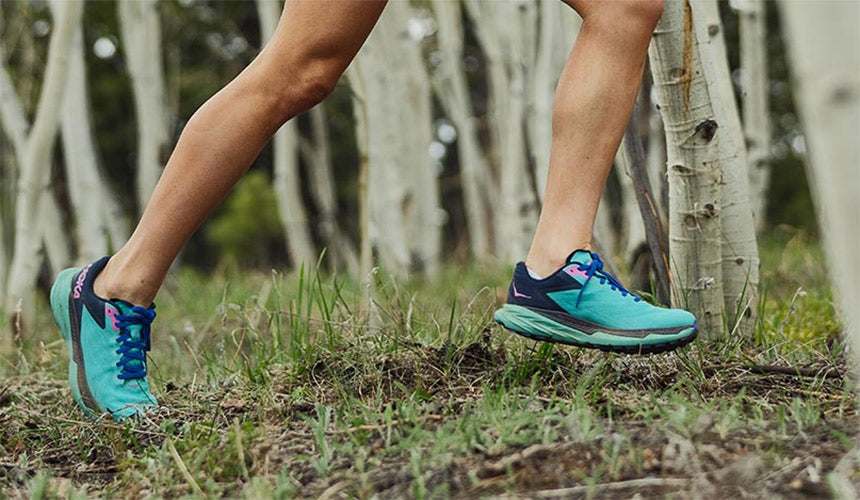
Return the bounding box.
[95,0,387,305]
[525,0,664,277]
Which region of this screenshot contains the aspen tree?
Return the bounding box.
[4,0,83,315]
[350,1,441,275]
[0,49,26,312]
[54,0,110,263]
[256,0,317,268]
[649,0,725,337]
[117,0,170,214]
[690,0,759,335]
[738,0,770,234]
[780,0,860,375]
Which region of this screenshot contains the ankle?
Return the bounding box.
[525,242,592,278]
[524,251,567,278]
[93,258,158,307]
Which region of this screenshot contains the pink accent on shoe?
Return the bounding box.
[72,265,91,299]
[512,284,532,299]
[565,266,589,280]
[105,306,120,332]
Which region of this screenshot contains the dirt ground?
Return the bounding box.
[2,339,858,498]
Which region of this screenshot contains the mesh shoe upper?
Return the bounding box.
[506,250,695,332]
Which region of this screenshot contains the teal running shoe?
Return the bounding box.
[50,256,158,420]
[494,250,697,354]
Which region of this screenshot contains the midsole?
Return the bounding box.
[524,305,690,338]
[495,304,696,347]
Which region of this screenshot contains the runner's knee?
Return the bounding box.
[254,56,341,125]
[290,62,339,111]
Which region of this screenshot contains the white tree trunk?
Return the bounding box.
[256,0,317,269]
[117,0,169,214]
[430,0,493,258]
[649,0,724,337]
[0,59,28,156]
[465,0,540,262]
[0,54,27,311]
[5,0,83,313]
[349,29,410,275]
[0,43,29,311]
[302,106,359,274]
[57,5,109,263]
[739,0,770,234]
[350,1,441,276]
[691,0,759,334]
[780,0,860,374]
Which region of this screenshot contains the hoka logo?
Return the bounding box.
[72,265,91,299]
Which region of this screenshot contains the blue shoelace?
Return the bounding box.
[115,304,156,380]
[576,253,642,307]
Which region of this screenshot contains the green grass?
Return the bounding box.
[0,232,855,498]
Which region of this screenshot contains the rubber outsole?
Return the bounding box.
[495,306,698,355]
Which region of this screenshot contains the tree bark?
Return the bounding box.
[649,0,724,337]
[691,0,759,335]
[117,0,169,215]
[739,0,770,234]
[780,0,860,376]
[5,0,84,314]
[256,0,318,269]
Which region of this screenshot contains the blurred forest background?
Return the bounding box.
[0,0,814,282]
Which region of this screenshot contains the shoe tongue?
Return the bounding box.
[566,249,594,266]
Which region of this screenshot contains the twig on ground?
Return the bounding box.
[703,362,843,379]
[330,414,444,434]
[166,438,204,495]
[529,477,691,497]
[234,419,249,481]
